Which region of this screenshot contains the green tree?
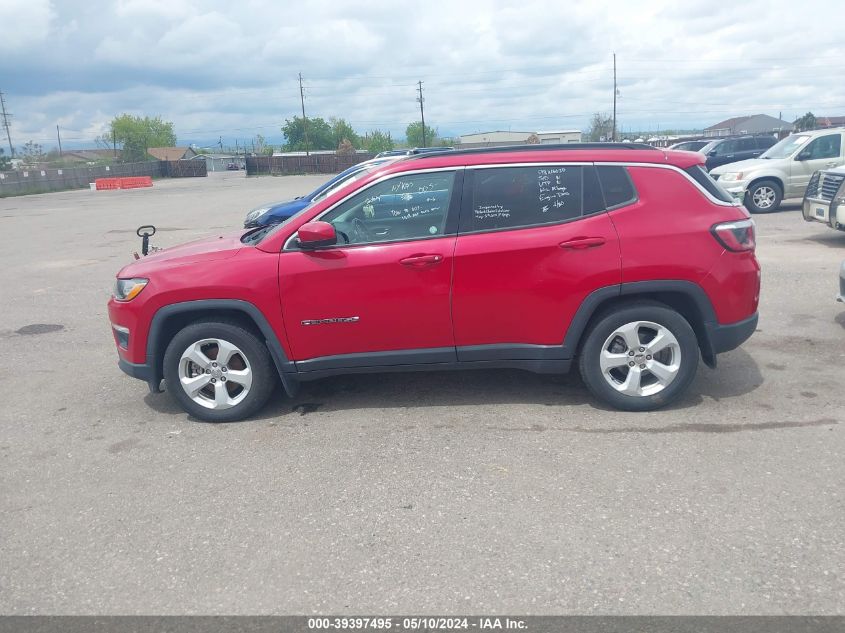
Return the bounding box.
[106,114,177,162]
[281,116,333,151]
[795,112,817,132]
[406,121,438,147]
[587,112,614,142]
[330,117,361,149]
[254,133,267,155]
[336,138,355,156]
[0,147,11,171]
[19,140,45,165]
[365,130,394,154]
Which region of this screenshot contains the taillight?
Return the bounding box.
[711,219,756,252]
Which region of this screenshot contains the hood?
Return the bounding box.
[117,230,245,277]
[710,158,772,175]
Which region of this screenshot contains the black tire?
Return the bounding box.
[578,303,699,411]
[744,179,782,214]
[163,320,276,422]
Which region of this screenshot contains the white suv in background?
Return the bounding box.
[710,128,845,213]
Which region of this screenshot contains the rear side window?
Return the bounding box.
[685,165,734,203]
[756,136,776,149]
[737,138,756,151]
[597,166,636,208]
[466,165,583,231]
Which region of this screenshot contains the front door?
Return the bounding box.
[789,133,843,198]
[279,169,462,364]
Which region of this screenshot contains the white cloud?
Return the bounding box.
[2,0,844,149]
[0,0,54,51]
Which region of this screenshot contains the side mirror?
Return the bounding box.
[796,150,810,161]
[297,221,337,249]
[707,150,718,157]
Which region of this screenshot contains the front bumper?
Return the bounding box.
[706,312,758,355]
[802,197,844,229]
[720,180,751,201]
[118,358,162,393]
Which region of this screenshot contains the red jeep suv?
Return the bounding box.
[108,144,760,422]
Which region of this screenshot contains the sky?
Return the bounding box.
[1,0,844,151]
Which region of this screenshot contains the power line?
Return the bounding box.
[0,91,13,157]
[299,71,309,157]
[612,53,617,142]
[416,80,426,147]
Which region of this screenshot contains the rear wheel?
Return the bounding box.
[163,321,275,422]
[745,179,782,213]
[578,304,699,411]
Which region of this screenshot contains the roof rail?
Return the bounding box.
[405,142,659,159]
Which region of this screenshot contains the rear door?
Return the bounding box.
[451,163,621,358]
[736,137,762,160]
[756,136,777,153]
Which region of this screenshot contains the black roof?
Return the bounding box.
[406,142,659,160]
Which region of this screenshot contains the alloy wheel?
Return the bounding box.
[598,321,682,397]
[178,338,253,410]
[751,186,775,209]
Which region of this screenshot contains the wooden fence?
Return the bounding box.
[245,153,374,176]
[0,160,207,197]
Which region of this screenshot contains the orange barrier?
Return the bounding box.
[120,176,153,189]
[93,177,153,190]
[95,178,121,190]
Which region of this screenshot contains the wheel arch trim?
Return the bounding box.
[561,281,719,366]
[146,299,298,396]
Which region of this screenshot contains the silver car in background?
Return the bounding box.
[710,127,845,213]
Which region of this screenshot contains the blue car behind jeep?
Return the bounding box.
[243,157,399,228]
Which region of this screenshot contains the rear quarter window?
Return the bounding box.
[685,164,734,203]
[596,166,637,209]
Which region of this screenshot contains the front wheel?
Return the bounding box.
[578,304,699,411]
[745,179,782,213]
[163,320,276,422]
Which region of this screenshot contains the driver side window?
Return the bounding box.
[802,135,841,160]
[321,171,456,246]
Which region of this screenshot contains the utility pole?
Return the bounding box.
[56,125,63,157]
[0,91,14,157]
[416,80,426,147]
[299,72,310,156]
[612,53,617,142]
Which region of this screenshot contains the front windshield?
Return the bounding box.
[700,141,719,154]
[247,163,386,245]
[311,167,372,203]
[761,134,809,159]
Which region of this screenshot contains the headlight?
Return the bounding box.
[719,172,742,182]
[244,206,270,224]
[113,278,148,301]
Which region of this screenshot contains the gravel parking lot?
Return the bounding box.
[1,171,843,614]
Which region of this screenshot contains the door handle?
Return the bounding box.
[400,254,443,267]
[559,237,606,250]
